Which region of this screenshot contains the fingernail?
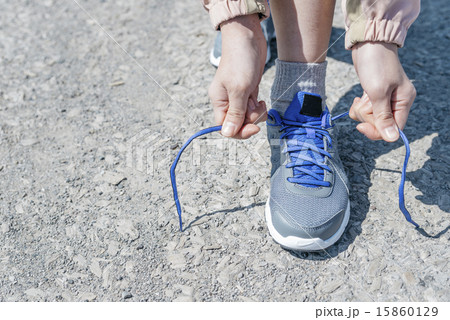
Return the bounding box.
[362,93,369,102]
[384,125,398,141]
[222,122,236,137]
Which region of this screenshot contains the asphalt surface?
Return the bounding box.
[0,0,448,301]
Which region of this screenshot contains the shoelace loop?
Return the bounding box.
[170,114,419,231]
[170,126,222,231]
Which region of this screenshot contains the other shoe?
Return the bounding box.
[209,16,276,68]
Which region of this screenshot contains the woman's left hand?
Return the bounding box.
[350,42,416,142]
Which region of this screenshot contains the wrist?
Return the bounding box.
[352,42,398,56]
[219,14,266,66]
[352,41,401,75]
[220,14,263,40]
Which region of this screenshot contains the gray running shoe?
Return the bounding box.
[265,92,350,251]
[209,16,276,68]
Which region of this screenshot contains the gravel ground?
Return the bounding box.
[0,0,448,302]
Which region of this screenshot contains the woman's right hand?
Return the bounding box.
[209,14,268,139]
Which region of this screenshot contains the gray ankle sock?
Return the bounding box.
[270,59,327,116]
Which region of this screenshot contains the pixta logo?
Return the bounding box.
[125,128,270,176]
[126,129,167,175]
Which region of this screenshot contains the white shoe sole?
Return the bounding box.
[209,46,271,68]
[209,49,221,68]
[265,197,350,252]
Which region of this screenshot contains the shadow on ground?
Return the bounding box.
[184,202,265,231]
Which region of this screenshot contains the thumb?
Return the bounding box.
[372,97,399,142]
[221,92,248,137]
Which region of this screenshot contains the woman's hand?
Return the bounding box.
[350,42,416,142]
[209,14,267,139]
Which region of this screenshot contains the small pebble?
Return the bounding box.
[122,291,133,299]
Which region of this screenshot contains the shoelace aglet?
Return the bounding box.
[170,161,184,231]
[331,111,349,122]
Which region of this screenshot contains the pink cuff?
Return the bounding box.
[345,18,409,49]
[203,0,269,30]
[342,0,420,50]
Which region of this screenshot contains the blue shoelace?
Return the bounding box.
[170,114,419,231]
[170,126,222,231]
[267,108,339,187]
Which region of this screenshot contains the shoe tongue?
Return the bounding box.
[283,92,328,188]
[283,92,323,122]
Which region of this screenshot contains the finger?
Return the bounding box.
[356,97,376,126]
[213,104,227,126]
[393,106,410,131]
[230,101,266,139]
[349,97,361,121]
[251,95,258,107]
[350,93,372,123]
[231,123,261,139]
[248,98,256,111]
[391,84,416,130]
[356,122,382,140]
[256,100,268,123]
[222,91,248,137]
[248,88,259,112]
[372,97,399,142]
[209,82,228,126]
[251,86,259,102]
[247,100,267,124]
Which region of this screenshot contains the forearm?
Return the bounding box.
[220,14,266,66]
